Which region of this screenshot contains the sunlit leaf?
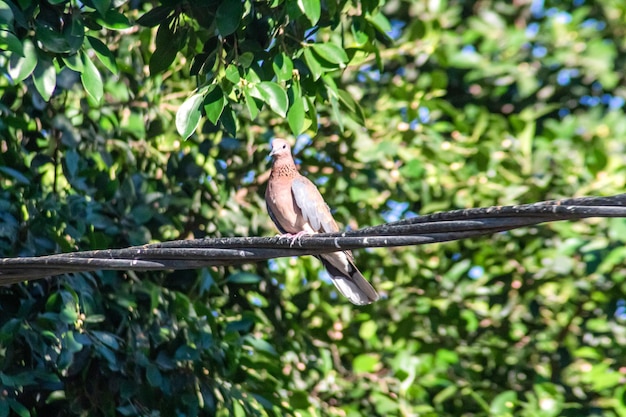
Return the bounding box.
[311,43,349,65]
[80,50,103,102]
[253,81,288,117]
[297,0,320,25]
[87,35,118,74]
[176,93,204,139]
[8,38,37,82]
[32,53,56,101]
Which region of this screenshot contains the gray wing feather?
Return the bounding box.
[291,176,337,233]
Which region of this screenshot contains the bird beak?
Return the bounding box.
[269,146,276,157]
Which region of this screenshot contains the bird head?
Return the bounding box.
[269,138,292,159]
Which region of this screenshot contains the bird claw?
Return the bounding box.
[277,231,310,247]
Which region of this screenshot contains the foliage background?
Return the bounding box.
[1,0,626,415]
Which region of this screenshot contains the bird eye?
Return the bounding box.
[282,144,286,149]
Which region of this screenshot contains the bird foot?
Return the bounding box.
[278,231,310,247]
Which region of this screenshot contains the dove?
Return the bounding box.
[265,138,379,305]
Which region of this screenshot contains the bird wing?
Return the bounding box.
[291,176,339,233]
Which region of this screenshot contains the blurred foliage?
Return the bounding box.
[1,0,626,415]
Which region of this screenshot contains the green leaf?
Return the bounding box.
[92,331,120,350]
[137,5,173,27]
[0,166,29,185]
[62,53,83,72]
[329,93,342,131]
[220,105,237,136]
[0,398,8,417]
[62,331,84,353]
[0,1,14,27]
[244,89,259,119]
[225,65,240,84]
[8,39,37,83]
[66,12,84,54]
[305,96,318,134]
[253,81,288,117]
[303,47,323,80]
[176,93,204,139]
[150,21,179,75]
[311,43,349,65]
[81,50,103,102]
[95,9,132,30]
[216,0,243,36]
[366,12,392,40]
[0,30,23,55]
[87,36,118,74]
[33,53,56,101]
[35,21,71,53]
[353,353,380,373]
[273,53,294,82]
[337,88,365,124]
[204,85,226,125]
[297,0,320,25]
[288,94,305,135]
[490,391,517,415]
[239,51,254,68]
[146,364,162,387]
[227,272,261,284]
[91,0,111,16]
[8,400,29,417]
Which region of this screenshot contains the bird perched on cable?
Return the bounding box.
[265,138,379,305]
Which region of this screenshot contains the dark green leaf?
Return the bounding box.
[0,166,29,184]
[136,5,173,27]
[65,12,84,54]
[8,400,29,417]
[204,86,226,125]
[146,364,162,387]
[176,93,204,139]
[216,0,243,37]
[95,9,132,30]
[220,105,237,136]
[91,0,111,17]
[150,22,179,75]
[35,22,71,53]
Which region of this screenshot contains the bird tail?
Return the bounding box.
[318,252,379,305]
